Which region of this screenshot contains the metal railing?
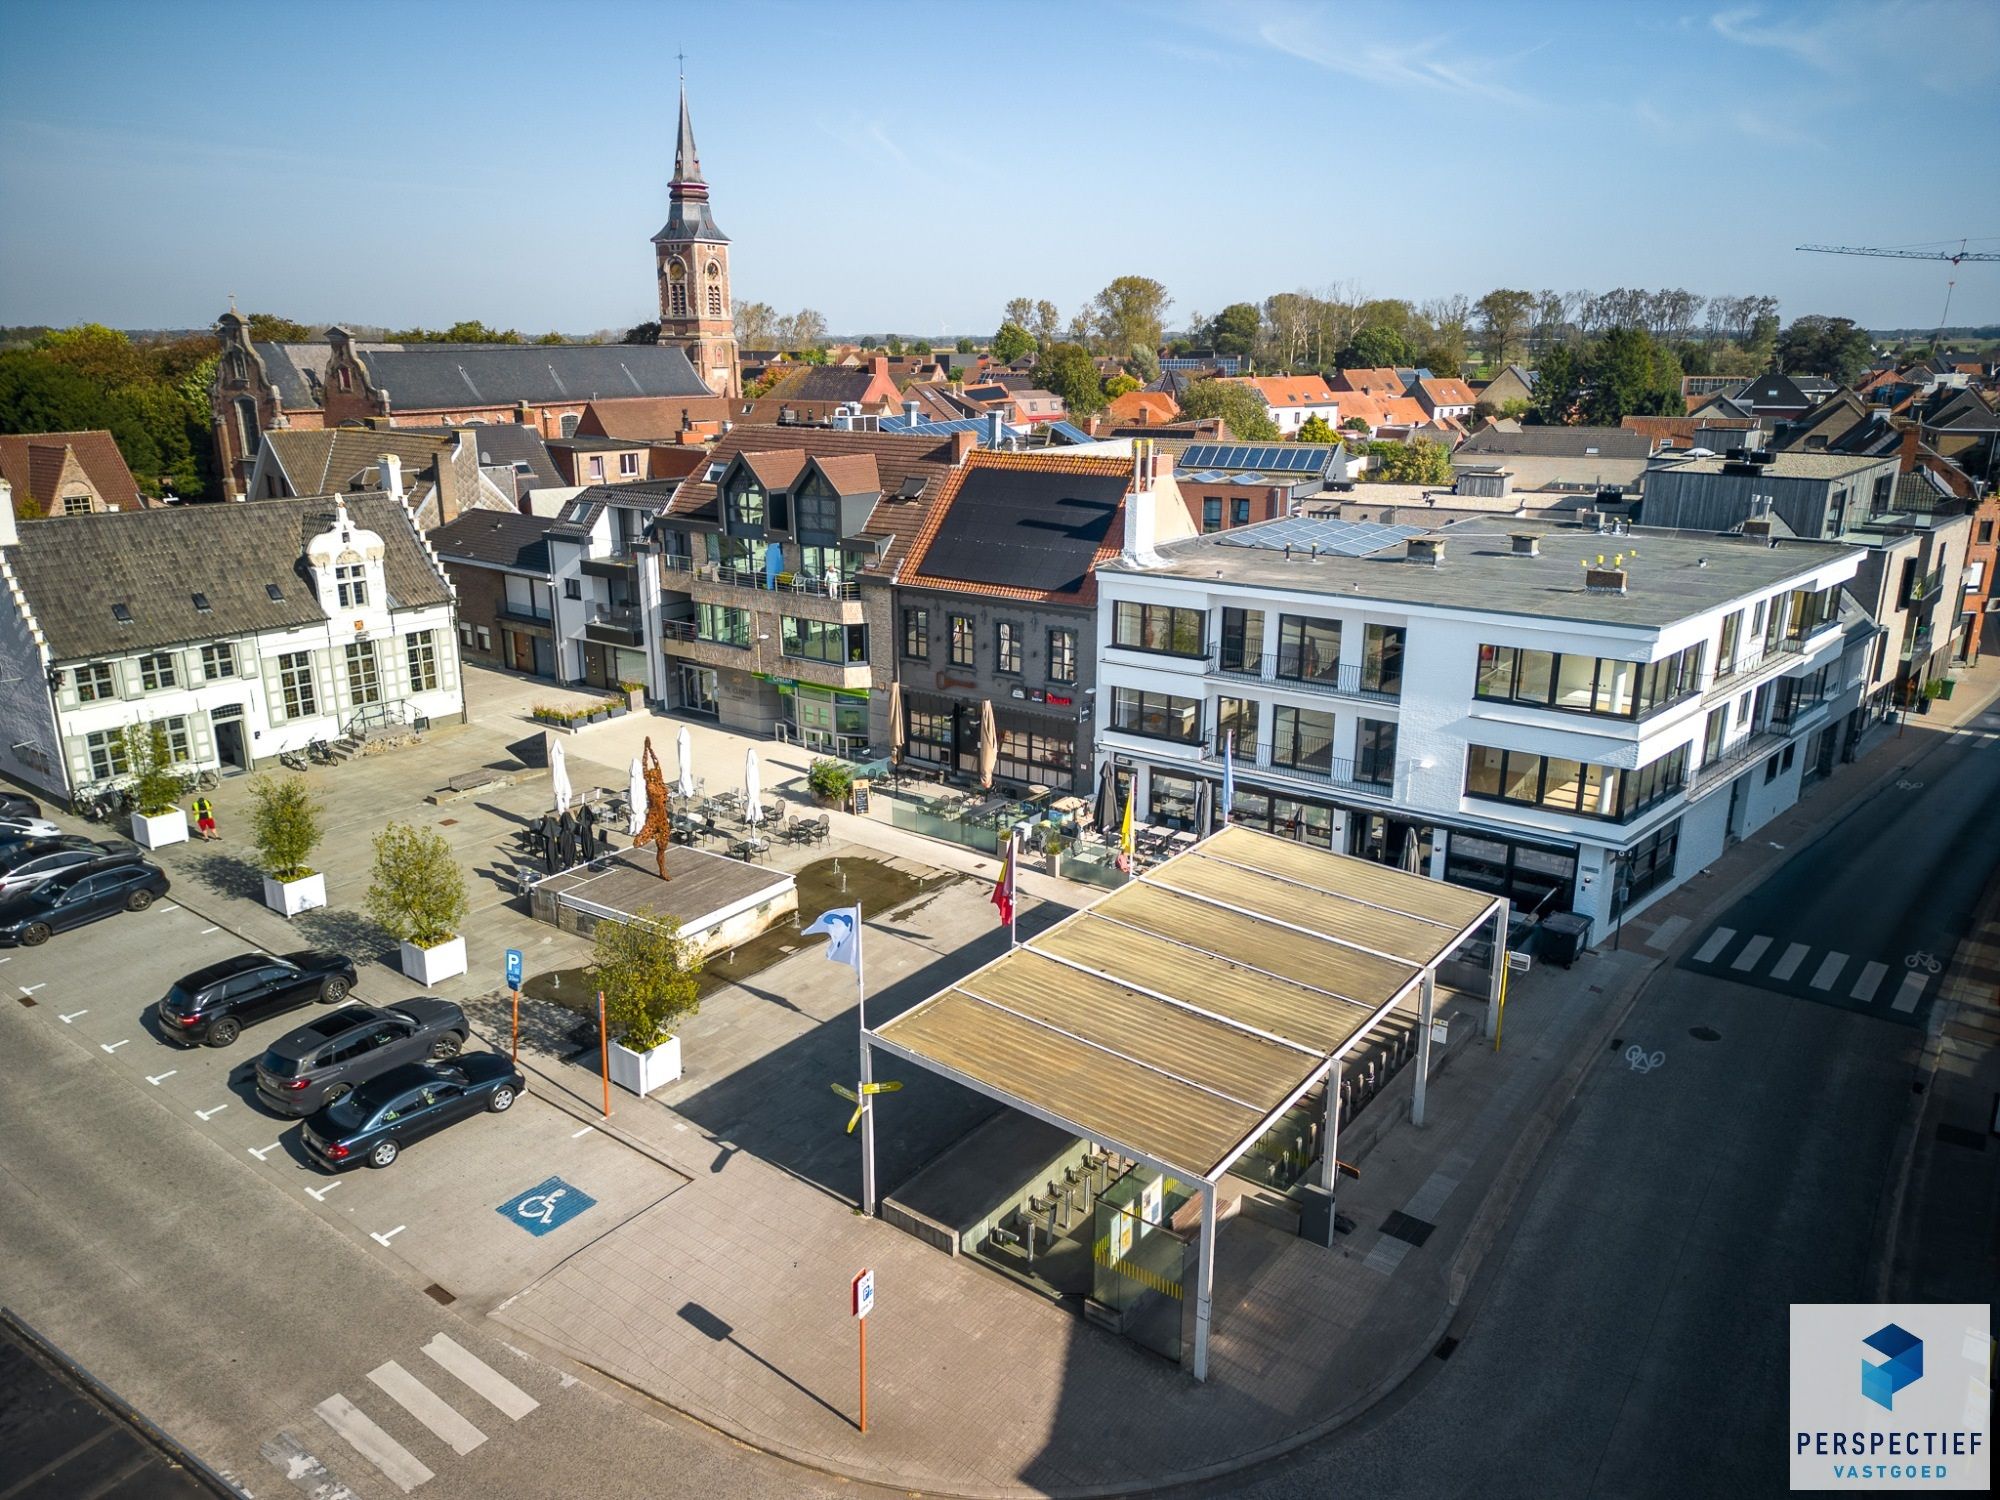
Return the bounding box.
[1209,733,1395,798]
[343,699,418,739]
[661,618,749,648]
[1209,646,1401,703]
[1687,729,1784,799]
[1702,636,1805,700]
[1770,694,1833,733]
[659,553,860,600]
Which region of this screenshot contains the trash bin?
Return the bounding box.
[1539,911,1594,968]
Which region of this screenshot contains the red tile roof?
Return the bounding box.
[1331,367,1407,396]
[1415,377,1478,409]
[1230,375,1339,408]
[575,395,731,440]
[0,429,147,512]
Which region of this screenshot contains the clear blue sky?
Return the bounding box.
[2,0,1996,336]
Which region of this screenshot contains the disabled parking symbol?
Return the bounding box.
[498,1175,597,1236]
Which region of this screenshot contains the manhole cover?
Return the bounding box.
[424,1284,457,1305]
[1689,1026,1721,1042]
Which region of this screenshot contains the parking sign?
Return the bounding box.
[852,1268,874,1319]
[505,948,523,988]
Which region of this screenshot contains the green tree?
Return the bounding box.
[1089,275,1171,356]
[955,335,978,353]
[1475,289,1536,367]
[1104,373,1141,399]
[733,300,778,348]
[1296,413,1339,444]
[248,774,324,881]
[37,324,150,386]
[1774,315,1873,384]
[120,722,184,817]
[859,335,878,350]
[621,320,661,345]
[246,313,317,341]
[364,822,469,949]
[1031,341,1108,416]
[992,320,1036,363]
[1205,302,1262,361]
[534,331,566,345]
[912,339,932,355]
[1176,378,1278,440]
[1335,325,1414,370]
[885,335,904,355]
[1529,343,1583,424]
[593,908,702,1051]
[1583,326,1682,423]
[1365,439,1453,485]
[1124,344,1161,384]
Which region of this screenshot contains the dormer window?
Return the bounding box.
[267,583,285,602]
[335,561,368,609]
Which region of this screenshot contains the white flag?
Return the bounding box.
[801,906,861,970]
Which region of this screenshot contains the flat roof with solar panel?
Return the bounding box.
[1180,443,1341,476]
[1214,515,1426,555]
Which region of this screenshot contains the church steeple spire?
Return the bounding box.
[673,76,704,187]
[652,67,738,399]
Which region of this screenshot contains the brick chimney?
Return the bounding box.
[871,355,890,382]
[1898,422,1921,473]
[949,429,977,465]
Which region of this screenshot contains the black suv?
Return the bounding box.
[156,951,357,1047]
[255,1001,470,1116]
[0,857,169,946]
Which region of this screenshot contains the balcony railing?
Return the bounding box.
[1770,695,1833,733]
[661,553,861,601]
[581,602,643,647]
[1209,647,1401,703]
[1702,636,1805,700]
[661,618,748,649]
[496,603,552,626]
[1687,729,1786,799]
[1207,732,1395,799]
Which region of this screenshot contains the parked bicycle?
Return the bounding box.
[307,738,337,765]
[278,747,311,772]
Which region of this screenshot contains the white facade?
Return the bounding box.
[545,493,670,700]
[1094,537,1864,936]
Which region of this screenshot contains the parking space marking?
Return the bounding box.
[100,1039,129,1053]
[19,981,43,992]
[421,1335,539,1421]
[199,925,219,935]
[1891,972,1927,1014]
[1730,935,1773,972]
[155,903,179,912]
[146,1070,177,1085]
[59,1009,86,1022]
[305,1181,341,1202]
[1693,927,1735,963]
[1770,943,1810,981]
[370,1226,406,1247]
[570,1126,593,1139]
[1850,961,1888,1003]
[248,1141,283,1161]
[1810,952,1847,990]
[367,1361,486,1456]
[313,1395,432,1495]
[196,1103,229,1121]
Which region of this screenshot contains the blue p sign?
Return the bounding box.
[505,948,523,988]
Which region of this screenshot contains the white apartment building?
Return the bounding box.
[1094,517,1868,935]
[0,484,463,800]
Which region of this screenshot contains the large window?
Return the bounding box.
[1111,687,1201,743]
[905,709,952,765]
[1202,498,1222,534]
[902,608,929,659]
[1048,629,1077,684]
[781,617,867,664]
[1272,705,1335,776]
[1476,641,1702,718]
[1465,742,1688,822]
[995,727,1075,783]
[949,614,975,667]
[278,651,316,719]
[85,728,129,781]
[725,479,766,531]
[201,643,237,680]
[405,631,439,693]
[1217,697,1260,759]
[75,662,116,702]
[156,715,191,763]
[1354,718,1397,787]
[1218,608,1263,674]
[138,652,178,691]
[996,622,1022,674]
[1277,615,1341,686]
[696,603,750,646]
[1444,833,1577,917]
[1112,601,1205,657]
[335,562,368,610]
[344,640,380,705]
[1622,819,1681,904]
[1362,624,1405,695]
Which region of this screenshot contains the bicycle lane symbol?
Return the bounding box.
[498,1176,597,1237]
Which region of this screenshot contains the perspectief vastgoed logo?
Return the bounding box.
[1790,1304,1991,1491]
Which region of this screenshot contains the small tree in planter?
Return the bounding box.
[249,774,327,916]
[594,907,702,1094]
[365,821,470,984]
[123,722,189,848]
[617,678,647,712]
[807,758,853,807]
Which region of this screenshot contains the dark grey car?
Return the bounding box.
[253,1000,468,1116]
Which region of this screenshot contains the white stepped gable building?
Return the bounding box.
[0,478,463,800]
[1094,517,1871,934]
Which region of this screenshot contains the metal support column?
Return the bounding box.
[1485,898,1510,1040]
[1192,1180,1217,1382]
[1412,971,1436,1128]
[1316,1060,1343,1191]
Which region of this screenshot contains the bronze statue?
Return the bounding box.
[632,736,674,881]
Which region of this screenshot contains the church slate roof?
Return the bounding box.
[250,341,713,412]
[3,493,451,663]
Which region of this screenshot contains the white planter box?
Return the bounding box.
[131,808,188,848]
[399,934,467,986]
[608,1034,682,1096]
[263,871,326,918]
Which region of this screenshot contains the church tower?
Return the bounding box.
[653,78,739,399]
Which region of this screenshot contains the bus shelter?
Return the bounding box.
[863,823,1508,1381]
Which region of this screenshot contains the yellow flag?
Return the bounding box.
[1119,783,1134,854]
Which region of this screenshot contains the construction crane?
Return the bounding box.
[1796,240,2000,264]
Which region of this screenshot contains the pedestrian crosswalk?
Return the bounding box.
[1678,926,1938,1025]
[264,1333,541,1496]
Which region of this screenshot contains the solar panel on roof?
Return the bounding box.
[1182,443,1337,476]
[1214,516,1425,556]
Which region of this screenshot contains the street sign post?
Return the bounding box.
[852,1268,874,1433]
[506,949,523,1061]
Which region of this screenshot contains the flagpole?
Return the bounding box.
[857,901,876,1217]
[1008,831,1019,950]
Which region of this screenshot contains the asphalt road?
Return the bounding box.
[0,896,877,1500]
[1216,710,2000,1500]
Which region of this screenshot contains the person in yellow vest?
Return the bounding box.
[193,794,219,842]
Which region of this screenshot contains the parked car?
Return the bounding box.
[300,1055,523,1170]
[254,1001,470,1116]
[0,857,169,946]
[155,951,358,1048]
[0,792,41,821]
[0,839,142,897]
[0,815,61,841]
